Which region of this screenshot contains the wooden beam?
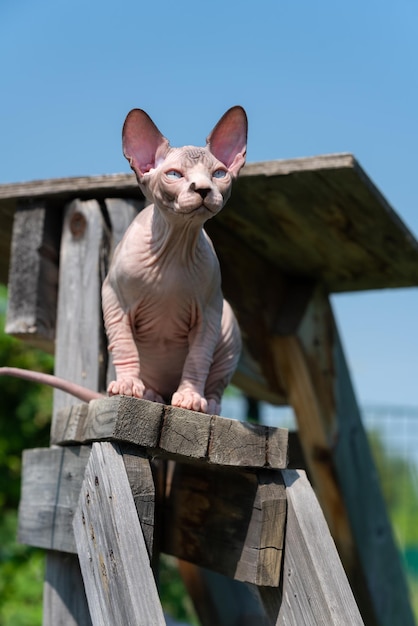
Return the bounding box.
[271,286,415,626]
[18,446,91,553]
[52,395,289,470]
[258,469,364,625]
[18,444,286,586]
[163,463,286,586]
[6,200,61,351]
[52,198,109,422]
[2,154,418,291]
[43,197,110,625]
[73,441,165,625]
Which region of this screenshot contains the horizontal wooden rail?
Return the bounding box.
[52,395,288,469]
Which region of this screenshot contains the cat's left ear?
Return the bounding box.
[206,106,247,177]
[122,109,170,179]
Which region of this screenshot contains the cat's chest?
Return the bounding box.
[112,239,218,314]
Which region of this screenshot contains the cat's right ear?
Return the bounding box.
[122,109,170,178]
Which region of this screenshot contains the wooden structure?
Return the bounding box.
[1,153,418,624]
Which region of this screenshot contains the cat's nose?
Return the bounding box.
[195,187,210,200]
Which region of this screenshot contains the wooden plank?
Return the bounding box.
[73,441,165,626]
[209,156,418,293]
[120,444,156,559]
[52,396,164,448]
[18,446,91,553]
[18,444,156,559]
[258,469,364,626]
[331,324,416,626]
[52,396,289,470]
[104,197,140,254]
[164,463,286,586]
[43,551,92,626]
[2,154,418,292]
[271,286,415,625]
[6,200,61,352]
[43,197,108,625]
[52,198,108,424]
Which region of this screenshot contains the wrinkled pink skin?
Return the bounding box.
[102,107,247,414]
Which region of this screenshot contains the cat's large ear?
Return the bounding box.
[206,106,247,177]
[122,109,170,178]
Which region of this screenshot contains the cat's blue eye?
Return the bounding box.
[213,169,227,179]
[166,170,183,179]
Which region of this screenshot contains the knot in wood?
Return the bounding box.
[70,211,87,238]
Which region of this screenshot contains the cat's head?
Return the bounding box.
[122,106,247,221]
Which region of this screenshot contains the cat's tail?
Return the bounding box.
[0,366,103,403]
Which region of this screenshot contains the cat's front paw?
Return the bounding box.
[171,389,208,413]
[107,377,145,398]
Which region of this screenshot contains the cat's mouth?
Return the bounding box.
[173,201,217,216]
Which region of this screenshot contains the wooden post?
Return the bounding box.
[272,286,415,626]
[258,470,364,626]
[73,442,165,625]
[44,198,109,625]
[6,199,61,351]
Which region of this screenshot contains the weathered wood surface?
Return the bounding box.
[164,463,286,586]
[43,197,110,625]
[1,155,418,291]
[18,444,156,559]
[73,441,165,626]
[52,199,108,421]
[18,444,285,587]
[18,446,91,553]
[52,395,289,469]
[271,286,415,626]
[5,200,61,351]
[258,469,364,625]
[208,155,418,293]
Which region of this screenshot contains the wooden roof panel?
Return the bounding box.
[217,155,418,292]
[1,153,417,292]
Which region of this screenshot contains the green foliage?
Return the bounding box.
[0,286,53,510]
[0,286,52,625]
[368,428,418,617]
[159,555,199,625]
[0,511,44,626]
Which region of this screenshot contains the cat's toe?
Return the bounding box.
[107,378,145,398]
[172,391,208,413]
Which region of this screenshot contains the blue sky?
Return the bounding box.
[1,0,417,406]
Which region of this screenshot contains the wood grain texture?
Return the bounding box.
[18,446,91,553]
[53,395,289,469]
[6,200,61,351]
[259,470,364,626]
[18,444,156,559]
[73,442,165,626]
[164,463,286,586]
[52,199,108,423]
[42,197,110,625]
[120,445,156,559]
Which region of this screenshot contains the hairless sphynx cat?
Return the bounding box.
[1,106,247,415]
